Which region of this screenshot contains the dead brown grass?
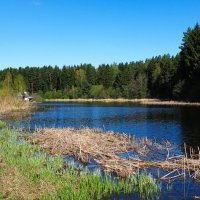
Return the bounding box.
[23,127,199,181]
[46,98,200,106]
[0,157,56,200]
[140,99,200,107]
[45,98,158,104]
[0,96,33,119]
[25,128,153,176]
[24,128,200,181]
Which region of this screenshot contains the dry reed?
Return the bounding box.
[0,96,32,119]
[24,127,200,181]
[46,98,200,106]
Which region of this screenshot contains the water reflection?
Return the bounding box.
[179,107,200,149]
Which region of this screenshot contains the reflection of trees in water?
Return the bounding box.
[146,108,180,122]
[100,107,181,123]
[179,107,200,150]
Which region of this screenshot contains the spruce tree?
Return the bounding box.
[179,23,200,100]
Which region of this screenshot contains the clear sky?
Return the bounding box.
[0,0,200,69]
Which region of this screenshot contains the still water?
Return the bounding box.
[13,102,200,148]
[11,102,200,199]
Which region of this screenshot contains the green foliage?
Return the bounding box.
[106,87,119,98]
[75,69,87,87]
[115,63,134,88]
[61,66,75,89]
[172,80,185,99]
[179,24,200,80]
[85,64,97,85]
[152,64,161,85]
[42,90,67,99]
[0,120,6,128]
[31,93,44,102]
[1,71,13,96]
[121,85,129,98]
[129,74,147,98]
[97,64,115,88]
[156,55,177,98]
[90,85,106,99]
[178,23,200,100]
[138,174,161,199]
[13,74,27,93]
[68,86,82,99]
[147,55,178,98]
[0,81,3,89]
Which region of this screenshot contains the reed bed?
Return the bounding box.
[26,128,158,176]
[26,128,200,182]
[0,96,31,119]
[140,99,200,107]
[46,98,157,103]
[46,98,200,106]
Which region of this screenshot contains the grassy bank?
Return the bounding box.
[0,126,160,199]
[45,98,200,106]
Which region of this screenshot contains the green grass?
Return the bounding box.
[0,120,6,128]
[0,126,160,200]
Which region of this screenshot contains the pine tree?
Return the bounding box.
[179,23,200,100]
[97,65,115,89]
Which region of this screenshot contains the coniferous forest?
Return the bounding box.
[0,24,200,101]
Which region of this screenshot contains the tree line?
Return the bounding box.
[0,24,200,101]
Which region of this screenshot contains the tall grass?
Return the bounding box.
[0,95,30,115]
[0,127,160,199]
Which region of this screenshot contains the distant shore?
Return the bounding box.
[45,98,200,106]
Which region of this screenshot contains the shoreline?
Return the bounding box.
[45,98,200,106]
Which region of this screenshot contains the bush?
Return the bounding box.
[68,87,82,99]
[89,85,106,99]
[106,87,119,98]
[32,93,44,102]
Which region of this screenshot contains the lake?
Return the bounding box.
[12,102,200,148]
[10,101,200,199]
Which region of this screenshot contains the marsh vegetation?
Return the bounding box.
[25,127,200,182]
[0,127,160,199]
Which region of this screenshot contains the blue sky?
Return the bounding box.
[0,0,200,69]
